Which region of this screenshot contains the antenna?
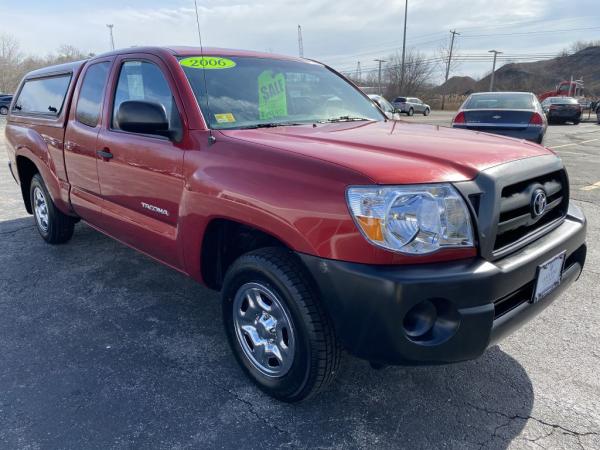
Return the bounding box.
[193,0,203,47]
[297,25,304,58]
[193,0,214,143]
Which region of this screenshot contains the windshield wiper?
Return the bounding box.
[237,121,305,129]
[319,116,373,123]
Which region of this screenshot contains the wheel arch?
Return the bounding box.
[199,218,293,290]
[15,155,41,214]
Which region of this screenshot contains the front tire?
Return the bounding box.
[0,106,8,115]
[407,108,414,116]
[423,108,430,116]
[30,174,75,244]
[222,247,341,402]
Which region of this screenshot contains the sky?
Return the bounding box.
[1,0,599,83]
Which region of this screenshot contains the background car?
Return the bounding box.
[596,103,600,124]
[0,95,13,115]
[452,91,547,144]
[541,96,582,125]
[368,94,401,120]
[392,96,430,116]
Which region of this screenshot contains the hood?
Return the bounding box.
[219,120,554,184]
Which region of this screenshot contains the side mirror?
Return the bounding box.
[116,100,171,138]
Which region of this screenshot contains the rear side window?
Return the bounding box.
[13,75,71,115]
[464,93,534,110]
[395,97,407,103]
[76,62,111,127]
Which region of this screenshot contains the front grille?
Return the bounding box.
[494,281,534,318]
[493,170,568,253]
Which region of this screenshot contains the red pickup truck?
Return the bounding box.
[5,47,587,402]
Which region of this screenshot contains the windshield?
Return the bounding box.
[179,55,384,129]
[464,93,534,110]
[547,97,578,105]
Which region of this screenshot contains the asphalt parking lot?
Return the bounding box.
[1,114,599,449]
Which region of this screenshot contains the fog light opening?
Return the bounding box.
[403,299,437,338]
[403,298,461,345]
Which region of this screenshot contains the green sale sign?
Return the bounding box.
[258,71,288,120]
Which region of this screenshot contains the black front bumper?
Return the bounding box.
[300,204,586,365]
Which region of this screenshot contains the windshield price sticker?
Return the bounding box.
[258,71,288,120]
[214,113,236,123]
[180,57,236,69]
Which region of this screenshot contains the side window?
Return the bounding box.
[112,60,181,133]
[13,74,71,115]
[76,62,111,127]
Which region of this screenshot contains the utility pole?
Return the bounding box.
[356,61,362,84]
[488,49,503,91]
[400,0,408,89]
[441,29,459,110]
[374,59,387,96]
[106,24,115,51]
[297,25,304,58]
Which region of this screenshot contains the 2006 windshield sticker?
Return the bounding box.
[258,71,288,120]
[179,56,236,69]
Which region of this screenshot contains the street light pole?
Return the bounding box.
[106,24,115,51]
[488,50,503,92]
[400,0,408,89]
[374,59,387,96]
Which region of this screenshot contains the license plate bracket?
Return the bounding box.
[532,251,566,303]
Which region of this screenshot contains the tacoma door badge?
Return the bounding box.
[141,202,169,216]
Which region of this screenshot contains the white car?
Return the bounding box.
[368,95,401,120]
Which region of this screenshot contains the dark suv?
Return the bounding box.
[0,95,13,115]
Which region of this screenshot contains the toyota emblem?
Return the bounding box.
[532,189,547,217]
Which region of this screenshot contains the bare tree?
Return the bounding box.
[569,40,600,53]
[0,34,22,93]
[54,44,89,64]
[383,49,434,98]
[0,35,92,94]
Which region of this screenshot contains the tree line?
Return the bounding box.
[0,34,93,94]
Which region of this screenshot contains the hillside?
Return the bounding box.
[433,76,477,95]
[473,46,600,95]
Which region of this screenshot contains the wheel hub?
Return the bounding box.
[233,282,295,377]
[33,186,49,232]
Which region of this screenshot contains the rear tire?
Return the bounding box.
[573,120,580,125]
[407,108,414,116]
[222,247,341,402]
[0,106,8,115]
[30,174,75,244]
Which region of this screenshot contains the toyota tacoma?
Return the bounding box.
[4,47,587,402]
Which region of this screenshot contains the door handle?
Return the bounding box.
[96,149,113,160]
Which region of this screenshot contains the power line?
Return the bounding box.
[461,25,600,38]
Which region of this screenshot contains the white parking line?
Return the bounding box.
[581,181,600,191]
[550,138,600,149]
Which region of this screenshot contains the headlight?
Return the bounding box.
[346,184,474,254]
